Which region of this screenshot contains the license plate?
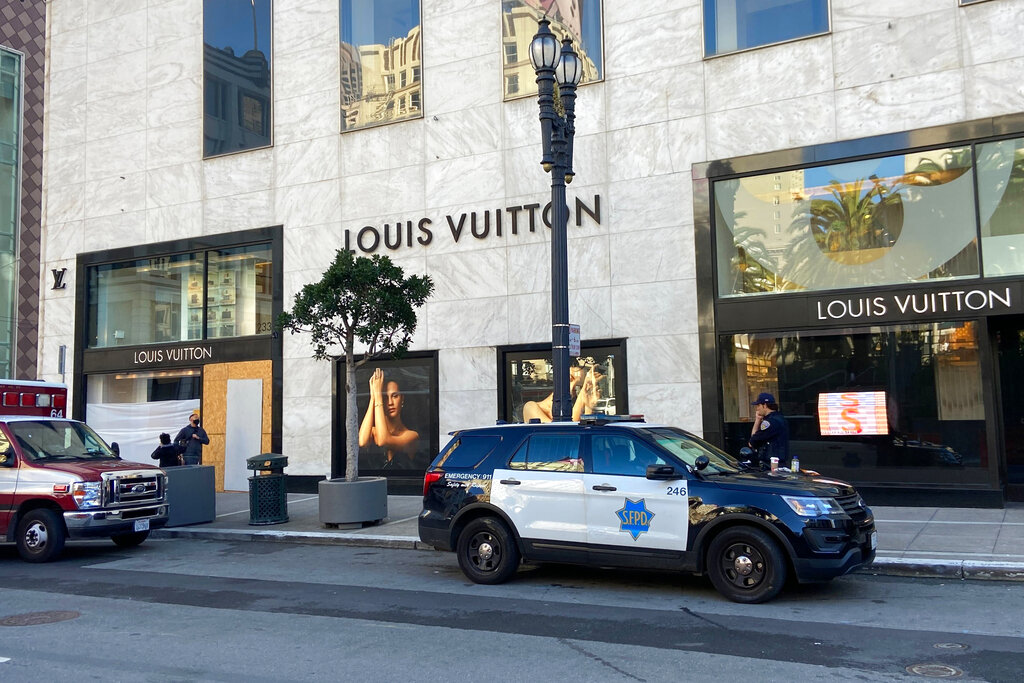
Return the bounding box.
[134,519,150,532]
[869,530,877,550]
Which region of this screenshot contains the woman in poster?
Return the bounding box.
[523,363,606,423]
[358,368,419,469]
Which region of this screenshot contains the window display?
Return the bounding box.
[87,243,273,348]
[719,322,986,480]
[347,354,438,475]
[502,342,625,423]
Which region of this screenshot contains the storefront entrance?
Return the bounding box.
[993,316,1024,501]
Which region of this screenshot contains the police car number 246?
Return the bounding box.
[418,416,876,604]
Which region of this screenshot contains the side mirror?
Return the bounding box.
[694,455,710,471]
[739,447,754,459]
[0,448,14,467]
[646,464,680,480]
[110,442,121,457]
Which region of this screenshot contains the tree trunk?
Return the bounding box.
[344,344,359,483]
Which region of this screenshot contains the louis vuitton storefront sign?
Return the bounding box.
[813,285,1018,324]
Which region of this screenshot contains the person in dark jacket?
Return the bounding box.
[174,412,210,466]
[748,392,790,469]
[151,432,182,468]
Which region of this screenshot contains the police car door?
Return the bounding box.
[583,432,688,552]
[490,431,588,552]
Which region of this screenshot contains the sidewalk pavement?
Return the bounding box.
[152,493,1024,582]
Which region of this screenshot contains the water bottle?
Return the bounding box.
[791,456,800,472]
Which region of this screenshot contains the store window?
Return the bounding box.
[719,322,988,482]
[0,48,22,377]
[339,0,422,132]
[501,342,626,423]
[345,354,438,476]
[206,244,274,338]
[977,136,1024,277]
[85,370,201,465]
[203,0,272,157]
[88,253,204,348]
[714,145,979,297]
[703,0,830,57]
[501,0,604,100]
[87,244,274,348]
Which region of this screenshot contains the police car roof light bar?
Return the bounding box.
[579,414,645,425]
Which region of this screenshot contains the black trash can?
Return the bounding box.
[246,454,289,525]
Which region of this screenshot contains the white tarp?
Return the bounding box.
[87,399,200,465]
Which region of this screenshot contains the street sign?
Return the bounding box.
[568,324,580,357]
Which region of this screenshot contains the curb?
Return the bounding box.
[153,529,1024,582]
[153,527,427,550]
[859,557,1024,582]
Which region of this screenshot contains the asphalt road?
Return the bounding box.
[0,536,1021,682]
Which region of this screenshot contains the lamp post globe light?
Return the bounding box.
[530,17,583,422]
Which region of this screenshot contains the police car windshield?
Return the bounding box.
[8,420,116,462]
[646,428,742,475]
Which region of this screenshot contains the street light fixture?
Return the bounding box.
[530,17,582,422]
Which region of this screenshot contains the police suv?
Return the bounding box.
[419,416,876,603]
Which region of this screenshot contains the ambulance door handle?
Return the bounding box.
[592,484,617,491]
[499,478,521,485]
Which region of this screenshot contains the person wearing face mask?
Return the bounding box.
[174,411,210,466]
[358,368,420,469]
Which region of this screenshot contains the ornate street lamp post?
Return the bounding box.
[530,17,583,422]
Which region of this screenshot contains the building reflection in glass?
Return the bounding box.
[339,0,422,132]
[501,0,603,99]
[203,0,273,157]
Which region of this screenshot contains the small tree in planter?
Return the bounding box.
[278,249,433,525]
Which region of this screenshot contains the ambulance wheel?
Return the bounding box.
[707,526,787,604]
[457,517,520,585]
[111,530,150,548]
[16,509,66,563]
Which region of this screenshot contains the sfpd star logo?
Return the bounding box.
[616,498,655,541]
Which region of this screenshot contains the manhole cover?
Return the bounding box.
[933,643,969,651]
[0,611,80,627]
[906,663,963,678]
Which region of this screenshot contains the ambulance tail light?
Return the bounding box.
[54,393,67,411]
[19,393,33,407]
[36,393,52,407]
[423,471,443,497]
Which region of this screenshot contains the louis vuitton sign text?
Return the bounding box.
[344,194,601,254]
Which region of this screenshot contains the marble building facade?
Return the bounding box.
[38,0,1024,484]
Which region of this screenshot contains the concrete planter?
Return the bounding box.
[318,476,388,528]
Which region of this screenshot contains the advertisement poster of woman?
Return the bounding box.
[355,362,432,472]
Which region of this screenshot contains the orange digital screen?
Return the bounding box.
[817,391,888,436]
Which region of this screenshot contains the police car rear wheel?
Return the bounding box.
[457,517,520,585]
[707,526,786,604]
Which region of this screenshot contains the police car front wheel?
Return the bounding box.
[706,526,787,604]
[457,517,521,585]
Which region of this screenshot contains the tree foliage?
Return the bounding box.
[277,249,434,481]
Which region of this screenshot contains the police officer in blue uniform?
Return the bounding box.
[748,392,790,469]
